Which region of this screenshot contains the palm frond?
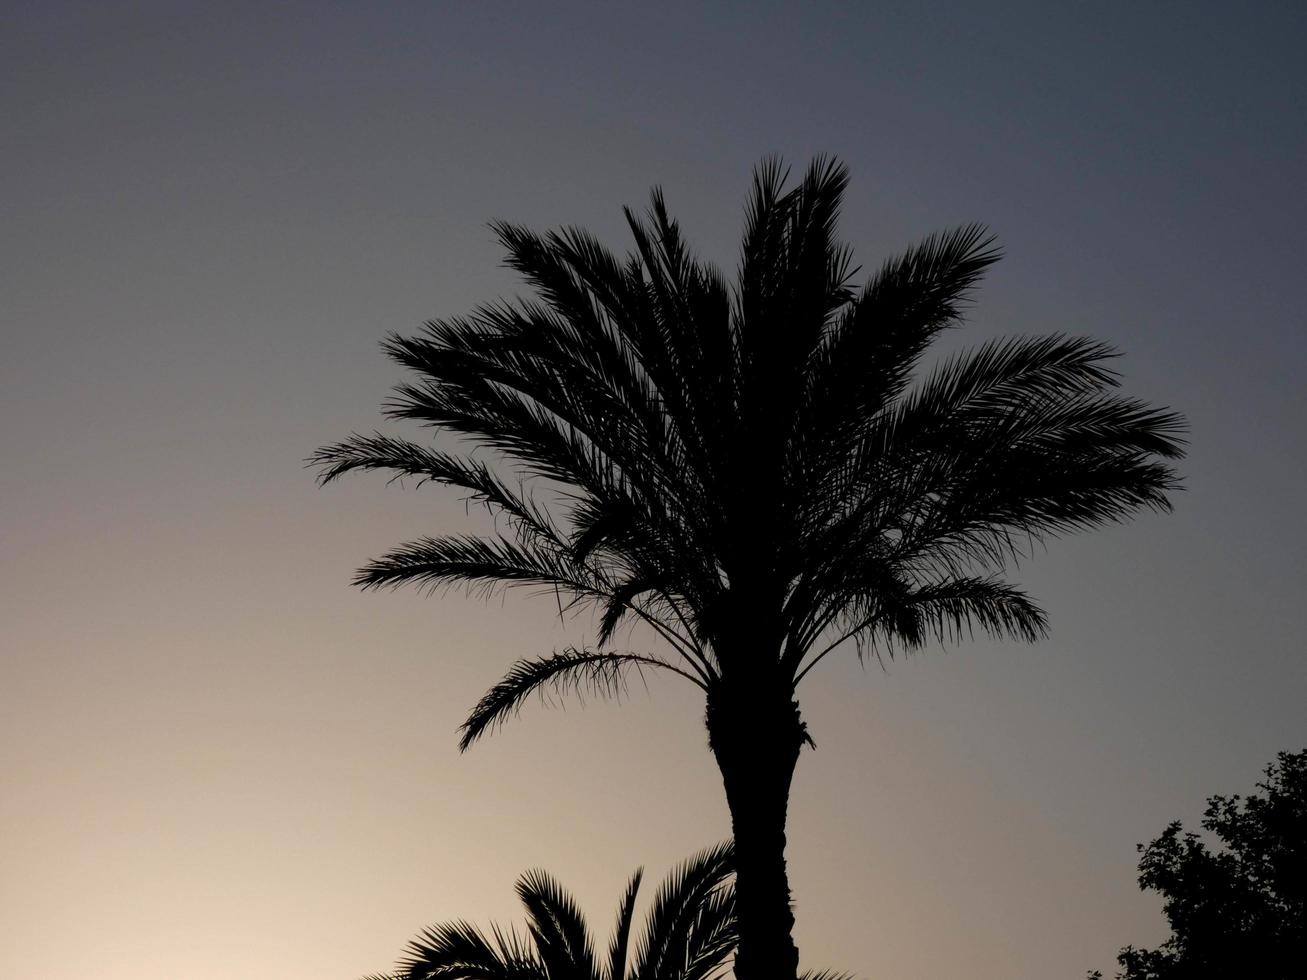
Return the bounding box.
[380,302,724,615]
[354,534,597,598]
[595,576,665,648]
[736,155,852,369]
[679,883,738,980]
[787,334,1184,628]
[882,364,1185,574]
[605,868,645,980]
[791,223,1001,497]
[311,432,559,542]
[399,920,545,980]
[632,842,735,980]
[902,334,1125,418]
[516,869,598,980]
[875,576,1046,648]
[376,847,738,980]
[359,531,710,684]
[795,576,1046,684]
[619,195,736,514]
[459,649,700,752]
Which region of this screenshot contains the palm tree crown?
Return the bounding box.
[363,843,737,980]
[315,156,1183,735]
[318,156,1185,980]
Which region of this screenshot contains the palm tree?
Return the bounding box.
[363,843,738,980]
[315,157,1185,980]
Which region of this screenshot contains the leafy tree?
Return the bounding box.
[1091,749,1307,980]
[316,157,1184,980]
[362,844,738,980]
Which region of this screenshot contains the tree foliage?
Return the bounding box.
[313,157,1186,733]
[363,844,739,980]
[318,156,1186,980]
[1092,749,1307,979]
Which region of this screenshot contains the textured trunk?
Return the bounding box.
[707,681,805,980]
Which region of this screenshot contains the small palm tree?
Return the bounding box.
[317,157,1184,980]
[363,843,737,980]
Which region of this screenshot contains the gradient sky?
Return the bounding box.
[3,3,1305,978]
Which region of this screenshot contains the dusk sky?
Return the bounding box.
[3,3,1305,978]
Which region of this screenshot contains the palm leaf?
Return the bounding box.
[369,848,741,980]
[459,650,697,752]
[794,575,1046,682]
[605,868,645,980]
[354,534,598,598]
[399,920,545,980]
[679,884,738,980]
[311,432,559,543]
[632,842,735,980]
[516,869,598,980]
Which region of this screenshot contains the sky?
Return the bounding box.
[2,2,1305,978]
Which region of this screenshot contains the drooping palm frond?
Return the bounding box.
[311,432,559,542]
[793,575,1047,682]
[884,576,1047,647]
[459,650,704,752]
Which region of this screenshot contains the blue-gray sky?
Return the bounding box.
[3,3,1304,978]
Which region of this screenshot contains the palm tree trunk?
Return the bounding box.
[707,682,806,980]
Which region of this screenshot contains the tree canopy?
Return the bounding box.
[1092,749,1307,979]
[317,156,1186,980]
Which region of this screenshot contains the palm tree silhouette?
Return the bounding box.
[362,843,738,980]
[316,157,1185,980]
